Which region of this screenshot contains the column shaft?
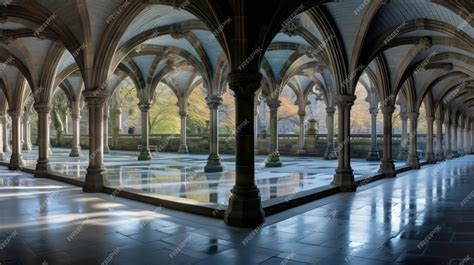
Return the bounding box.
[224,72,264,228]
[407,112,420,169]
[205,96,223,172]
[398,112,409,160]
[83,92,107,192]
[34,104,51,177]
[426,117,436,163]
[435,119,444,161]
[70,114,81,157]
[0,116,3,160]
[379,106,396,177]
[367,108,380,161]
[103,104,110,154]
[297,112,306,154]
[265,99,282,167]
[8,110,23,170]
[138,103,152,160]
[324,107,336,160]
[332,95,356,192]
[178,111,189,153]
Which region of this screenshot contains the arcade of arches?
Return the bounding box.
[0,0,473,235]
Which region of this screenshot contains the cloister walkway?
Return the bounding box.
[0,156,473,264]
[0,148,408,206]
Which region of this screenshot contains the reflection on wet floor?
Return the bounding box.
[2,148,407,205]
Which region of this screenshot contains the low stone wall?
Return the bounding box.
[52,134,428,159]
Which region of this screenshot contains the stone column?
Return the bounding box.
[407,112,420,169]
[178,110,189,153]
[0,116,3,160]
[2,115,10,152]
[471,122,474,154]
[265,99,282,167]
[297,110,306,154]
[367,107,380,161]
[103,103,111,154]
[379,106,396,178]
[83,92,107,192]
[138,102,152,161]
[205,95,223,172]
[324,107,336,160]
[332,95,356,192]
[70,112,81,157]
[397,111,409,161]
[466,124,471,154]
[224,72,265,228]
[47,113,53,155]
[425,116,436,163]
[7,110,23,170]
[445,121,451,157]
[22,114,32,151]
[435,119,444,161]
[459,125,464,156]
[112,107,122,149]
[451,122,459,157]
[34,104,51,177]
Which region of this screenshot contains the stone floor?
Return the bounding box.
[0,155,473,264]
[1,148,407,205]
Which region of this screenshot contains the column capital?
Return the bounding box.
[83,90,110,106]
[334,94,356,108]
[206,95,223,109]
[369,107,379,116]
[426,116,435,123]
[179,110,188,117]
[266,98,281,110]
[326,107,336,115]
[7,109,22,118]
[227,72,262,98]
[34,103,52,114]
[408,112,419,119]
[138,102,151,112]
[381,106,395,115]
[298,110,306,117]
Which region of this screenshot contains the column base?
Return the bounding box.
[332,168,356,192]
[407,155,420,169]
[22,143,32,152]
[138,148,152,161]
[379,160,396,178]
[224,186,265,228]
[204,154,224,173]
[324,147,337,160]
[366,151,381,161]
[8,155,24,170]
[265,152,283,167]
[178,145,189,154]
[397,149,409,161]
[70,147,81,157]
[104,145,111,154]
[426,153,437,164]
[83,166,107,192]
[450,151,460,158]
[436,153,445,162]
[35,160,50,178]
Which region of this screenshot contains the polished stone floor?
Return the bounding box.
[0,155,473,264]
[1,148,407,205]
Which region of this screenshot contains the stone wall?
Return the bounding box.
[52,134,428,159]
